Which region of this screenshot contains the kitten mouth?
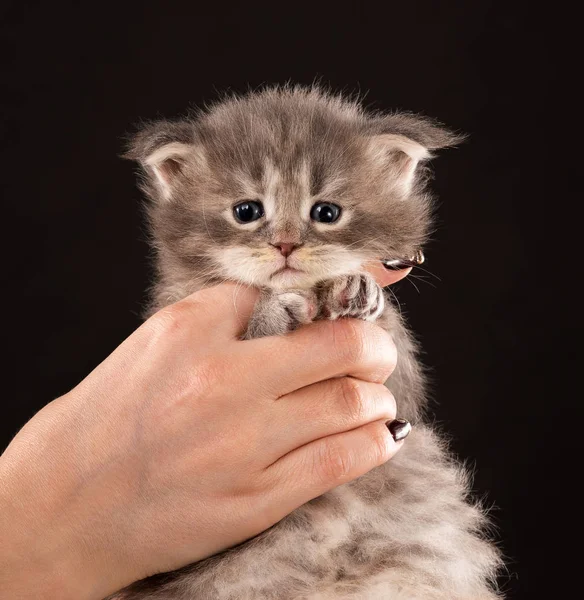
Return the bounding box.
[271,266,303,277]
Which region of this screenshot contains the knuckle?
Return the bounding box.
[337,378,367,421]
[319,438,354,483]
[332,320,396,382]
[147,301,198,338]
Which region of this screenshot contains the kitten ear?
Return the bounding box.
[143,142,194,199]
[368,114,465,196]
[124,120,203,200]
[366,134,431,196]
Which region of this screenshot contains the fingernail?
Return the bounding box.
[382,250,425,270]
[382,259,418,270]
[386,419,412,442]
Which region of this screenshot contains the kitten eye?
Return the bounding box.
[310,202,341,224]
[233,201,264,224]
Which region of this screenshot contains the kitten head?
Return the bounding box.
[127,87,461,294]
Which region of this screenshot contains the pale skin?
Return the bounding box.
[0,265,410,600]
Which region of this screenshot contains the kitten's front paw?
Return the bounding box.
[317,274,385,322]
[277,291,318,326]
[243,290,318,339]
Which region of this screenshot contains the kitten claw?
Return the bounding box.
[317,274,384,322]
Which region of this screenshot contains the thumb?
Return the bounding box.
[179,283,260,339]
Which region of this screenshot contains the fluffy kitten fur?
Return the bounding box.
[111,87,501,599]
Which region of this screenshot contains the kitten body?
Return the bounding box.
[112,87,501,599]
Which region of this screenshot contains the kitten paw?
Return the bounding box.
[317,274,385,322]
[243,290,318,339]
[277,291,318,326]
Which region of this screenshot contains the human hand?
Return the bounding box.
[0,283,405,600]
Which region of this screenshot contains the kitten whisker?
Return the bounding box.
[409,274,438,290]
[384,285,402,315]
[407,277,421,294]
[411,265,442,282]
[343,236,384,250]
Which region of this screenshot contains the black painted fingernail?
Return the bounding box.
[387,419,412,442]
[382,251,425,270]
[382,259,418,270]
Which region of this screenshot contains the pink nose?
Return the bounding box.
[272,243,298,257]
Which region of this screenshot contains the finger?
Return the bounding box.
[363,260,412,287]
[262,378,397,462]
[168,283,260,339]
[242,318,397,396]
[263,420,406,516]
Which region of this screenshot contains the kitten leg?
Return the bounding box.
[243,289,318,339]
[317,274,385,322]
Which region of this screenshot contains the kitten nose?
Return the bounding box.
[271,242,299,257]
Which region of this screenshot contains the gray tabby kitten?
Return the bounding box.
[112,87,501,599]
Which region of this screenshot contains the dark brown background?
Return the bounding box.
[1,2,567,599]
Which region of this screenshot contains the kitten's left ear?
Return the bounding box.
[367,114,465,196]
[366,134,431,196]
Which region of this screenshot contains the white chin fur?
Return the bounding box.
[213,246,365,289]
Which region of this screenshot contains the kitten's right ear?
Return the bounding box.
[124,120,202,200]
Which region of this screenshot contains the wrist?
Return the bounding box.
[0,397,130,600]
[0,476,93,600]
